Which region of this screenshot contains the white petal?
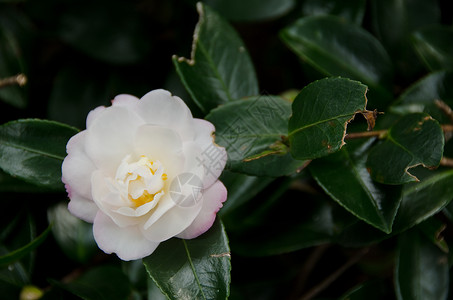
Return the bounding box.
[111,94,140,107]
[85,106,145,175]
[141,196,202,242]
[137,89,195,141]
[91,171,144,227]
[134,125,185,177]
[176,180,227,239]
[192,119,227,188]
[62,131,96,200]
[93,211,159,261]
[86,106,106,128]
[67,193,98,223]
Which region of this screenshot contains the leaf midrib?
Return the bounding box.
[183,240,207,300]
[288,113,355,137]
[1,141,65,161]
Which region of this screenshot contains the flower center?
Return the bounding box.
[115,155,168,208]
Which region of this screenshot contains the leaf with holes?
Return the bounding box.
[288,77,368,160]
[173,3,258,114]
[143,219,231,300]
[0,119,78,190]
[366,113,444,184]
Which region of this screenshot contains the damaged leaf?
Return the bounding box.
[206,95,305,177]
[288,77,369,160]
[366,113,444,184]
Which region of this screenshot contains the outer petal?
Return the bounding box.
[85,106,145,175]
[137,90,195,141]
[176,180,227,239]
[192,119,227,188]
[67,193,98,223]
[93,211,159,261]
[111,94,140,107]
[62,131,96,200]
[141,199,203,242]
[86,106,106,128]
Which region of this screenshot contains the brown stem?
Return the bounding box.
[289,245,329,300]
[435,100,453,123]
[440,157,453,168]
[298,248,369,300]
[345,130,387,139]
[0,74,27,89]
[442,124,453,132]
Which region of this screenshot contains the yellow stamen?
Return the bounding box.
[162,173,167,180]
[130,191,154,207]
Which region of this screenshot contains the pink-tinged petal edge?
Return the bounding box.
[176,180,227,239]
[93,211,160,261]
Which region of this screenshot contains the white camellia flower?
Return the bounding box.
[62,89,227,261]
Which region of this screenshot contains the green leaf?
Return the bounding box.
[288,77,368,160]
[47,202,98,263]
[57,1,151,64]
[0,119,78,190]
[143,219,231,300]
[310,139,402,233]
[0,169,47,193]
[280,16,393,107]
[51,266,132,300]
[392,169,453,232]
[206,95,305,176]
[173,2,258,113]
[370,0,440,80]
[340,280,389,300]
[418,218,449,253]
[412,26,453,71]
[219,171,274,217]
[366,113,444,184]
[203,0,295,21]
[301,0,366,25]
[395,229,449,300]
[390,71,453,123]
[0,225,51,269]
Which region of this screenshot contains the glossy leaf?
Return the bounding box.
[0,119,78,190]
[173,3,258,113]
[301,0,366,25]
[390,71,453,123]
[51,266,132,300]
[143,219,231,300]
[219,171,274,217]
[0,225,51,269]
[310,139,402,233]
[395,229,449,300]
[204,0,295,21]
[418,218,449,253]
[340,280,389,300]
[206,95,305,176]
[412,26,453,71]
[288,77,368,160]
[367,113,444,184]
[58,1,151,64]
[370,0,440,79]
[280,16,393,107]
[392,169,453,232]
[47,202,98,263]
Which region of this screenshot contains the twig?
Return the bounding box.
[442,124,453,132]
[435,100,453,123]
[440,157,453,168]
[290,244,329,300]
[298,248,369,300]
[0,74,27,88]
[345,130,387,139]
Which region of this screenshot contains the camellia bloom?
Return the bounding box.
[62,89,227,261]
